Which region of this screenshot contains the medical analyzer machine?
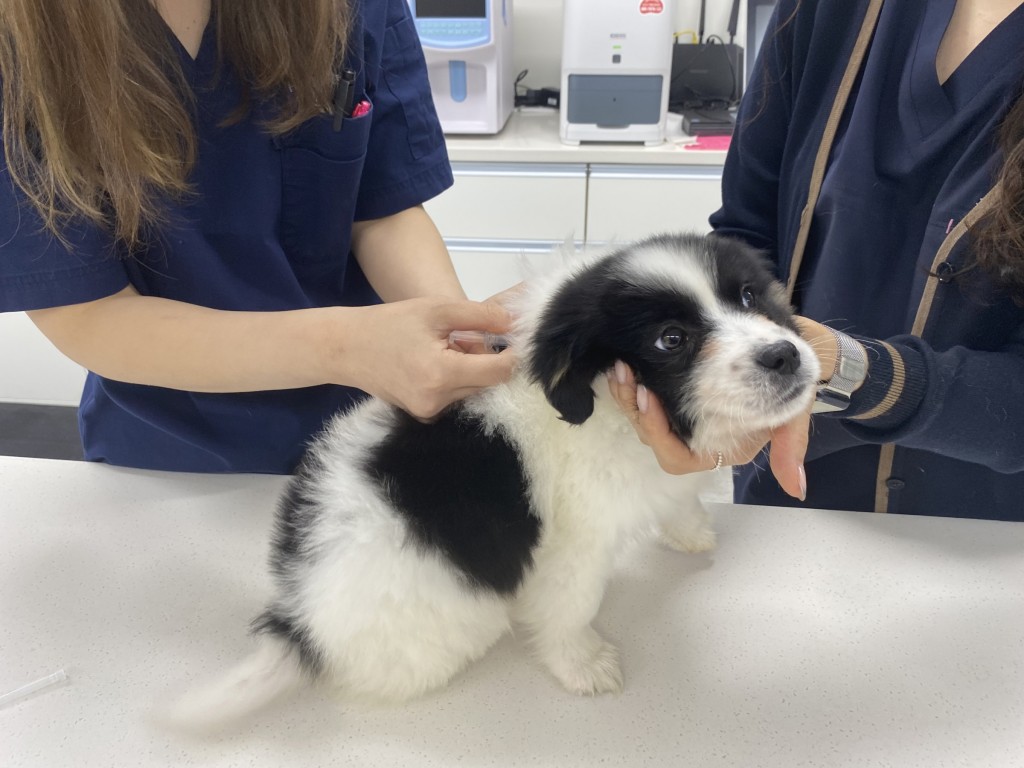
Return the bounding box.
[410,0,514,135]
[560,0,674,145]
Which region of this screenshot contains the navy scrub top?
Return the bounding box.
[0,0,454,474]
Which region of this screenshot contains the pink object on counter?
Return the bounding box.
[683,134,732,151]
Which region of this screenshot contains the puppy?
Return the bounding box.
[168,232,819,727]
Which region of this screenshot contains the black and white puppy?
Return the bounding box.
[169,233,819,726]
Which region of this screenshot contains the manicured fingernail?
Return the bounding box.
[636,384,649,414]
[614,360,628,385]
[798,464,807,501]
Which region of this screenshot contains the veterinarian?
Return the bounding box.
[614,0,1024,521]
[0,0,514,473]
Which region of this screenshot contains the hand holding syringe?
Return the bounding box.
[448,331,511,354]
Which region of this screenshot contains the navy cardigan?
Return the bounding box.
[712,0,1024,520]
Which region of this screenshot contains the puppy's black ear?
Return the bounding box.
[536,347,608,424]
[527,275,612,425]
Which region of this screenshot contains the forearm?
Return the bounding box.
[351,205,465,302]
[780,317,1024,478]
[28,284,515,418]
[817,328,1024,474]
[27,286,362,393]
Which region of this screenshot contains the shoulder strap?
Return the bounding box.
[786,0,885,300]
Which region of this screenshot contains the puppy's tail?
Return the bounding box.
[158,635,306,734]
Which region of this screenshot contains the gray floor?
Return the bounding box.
[0,404,83,460]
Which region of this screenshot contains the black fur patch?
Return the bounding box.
[707,233,798,332]
[255,456,329,673]
[528,244,710,441]
[366,407,540,595]
[251,609,325,675]
[267,451,325,578]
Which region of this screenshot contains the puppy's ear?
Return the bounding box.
[536,349,608,424]
[528,281,611,425]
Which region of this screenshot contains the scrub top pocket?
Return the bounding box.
[275,104,373,265]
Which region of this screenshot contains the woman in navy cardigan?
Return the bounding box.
[612,0,1024,520]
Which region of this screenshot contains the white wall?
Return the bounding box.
[512,0,747,89]
[0,313,86,406]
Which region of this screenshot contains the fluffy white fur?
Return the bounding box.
[164,235,819,730]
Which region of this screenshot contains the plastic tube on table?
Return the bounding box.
[0,669,68,709]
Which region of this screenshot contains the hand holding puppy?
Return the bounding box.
[607,359,811,501]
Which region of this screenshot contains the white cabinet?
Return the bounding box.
[428,159,724,299]
[586,165,723,243]
[447,242,557,301]
[424,163,587,241]
[425,162,587,300]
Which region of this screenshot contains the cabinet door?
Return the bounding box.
[586,165,723,244]
[0,313,86,406]
[424,163,588,242]
[447,240,561,301]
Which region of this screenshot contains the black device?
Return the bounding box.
[680,108,736,137]
[669,0,743,135]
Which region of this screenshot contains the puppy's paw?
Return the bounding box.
[659,524,717,553]
[658,504,717,553]
[542,628,624,696]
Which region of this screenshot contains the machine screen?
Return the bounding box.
[416,0,486,19]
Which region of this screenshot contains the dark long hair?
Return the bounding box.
[972,90,1024,303]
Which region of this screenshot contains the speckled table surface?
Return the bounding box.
[2,456,1023,767]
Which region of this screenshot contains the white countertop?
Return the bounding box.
[2,456,1023,767]
[444,109,730,166]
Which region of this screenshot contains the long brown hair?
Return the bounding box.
[0,0,350,250]
[972,90,1024,303]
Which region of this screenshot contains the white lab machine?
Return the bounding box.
[560,0,675,146]
[410,0,514,135]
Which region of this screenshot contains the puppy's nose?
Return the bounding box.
[755,340,801,376]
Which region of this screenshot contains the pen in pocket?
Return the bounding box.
[332,69,356,131]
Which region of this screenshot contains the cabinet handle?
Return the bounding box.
[450,162,587,179]
[444,238,579,253]
[588,164,723,182]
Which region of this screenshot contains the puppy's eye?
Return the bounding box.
[655,327,686,351]
[740,285,756,309]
